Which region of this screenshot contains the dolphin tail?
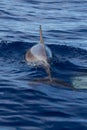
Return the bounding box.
[40,25,44,44]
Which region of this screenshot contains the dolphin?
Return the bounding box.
[25,25,52,80]
[25,25,74,89]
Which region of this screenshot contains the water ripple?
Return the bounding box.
[0,0,87,129]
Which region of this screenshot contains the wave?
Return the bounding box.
[0,41,87,89]
[0,41,87,66]
[0,41,87,68]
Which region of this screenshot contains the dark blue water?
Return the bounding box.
[0,0,87,130]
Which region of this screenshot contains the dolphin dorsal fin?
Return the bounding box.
[40,25,52,80]
[40,25,44,44]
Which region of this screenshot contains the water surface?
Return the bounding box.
[0,0,87,130]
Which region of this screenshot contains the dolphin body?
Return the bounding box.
[25,25,52,80]
[25,26,74,89]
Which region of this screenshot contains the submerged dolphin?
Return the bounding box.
[25,25,74,89]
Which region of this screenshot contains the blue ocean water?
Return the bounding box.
[0,0,87,130]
